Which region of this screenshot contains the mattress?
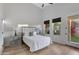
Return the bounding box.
[23,35,51,52]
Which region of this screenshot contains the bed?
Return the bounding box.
[23,35,51,52]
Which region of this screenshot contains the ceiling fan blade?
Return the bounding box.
[49,3,53,4]
[42,3,53,8]
[42,4,44,7]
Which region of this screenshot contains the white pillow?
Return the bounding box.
[33,32,37,36]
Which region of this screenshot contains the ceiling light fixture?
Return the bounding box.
[18,24,29,27]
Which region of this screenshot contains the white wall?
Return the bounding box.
[3,3,43,28]
[0,4,3,19]
[43,3,79,47]
[0,3,3,32]
[0,3,3,46]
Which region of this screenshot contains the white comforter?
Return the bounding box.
[23,35,51,52]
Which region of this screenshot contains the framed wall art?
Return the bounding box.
[68,15,79,43]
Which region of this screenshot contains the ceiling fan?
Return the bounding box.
[42,3,53,7]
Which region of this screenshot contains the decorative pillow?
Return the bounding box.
[29,32,33,36]
[33,32,37,36]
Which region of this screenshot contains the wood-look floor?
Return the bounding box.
[2,43,79,55]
